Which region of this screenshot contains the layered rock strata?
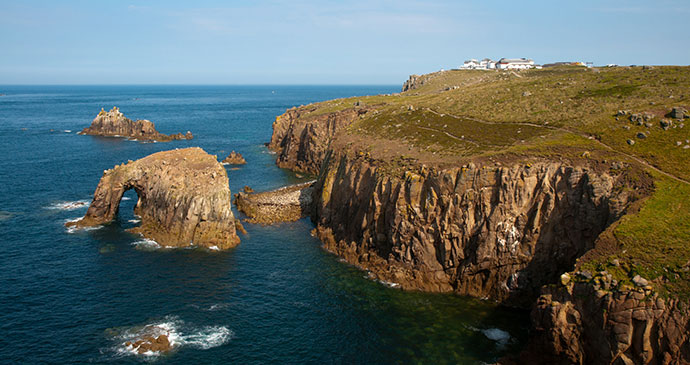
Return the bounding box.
[79,107,193,142]
[311,151,642,307]
[67,147,239,249]
[268,106,370,174]
[235,182,314,224]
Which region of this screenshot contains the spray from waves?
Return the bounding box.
[106,316,233,359]
[132,238,161,250]
[47,200,90,211]
[64,217,103,234]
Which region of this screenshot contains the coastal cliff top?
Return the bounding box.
[280,65,690,297]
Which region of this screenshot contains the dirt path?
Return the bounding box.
[426,108,690,185]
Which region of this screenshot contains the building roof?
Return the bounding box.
[498,58,534,64]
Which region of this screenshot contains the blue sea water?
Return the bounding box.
[0,85,529,364]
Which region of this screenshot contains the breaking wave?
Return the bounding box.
[47,200,89,211]
[132,238,161,250]
[64,217,102,234]
[107,316,233,358]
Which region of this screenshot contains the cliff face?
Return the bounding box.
[68,147,239,249]
[80,107,193,142]
[528,282,690,364]
[268,106,370,174]
[310,151,638,307]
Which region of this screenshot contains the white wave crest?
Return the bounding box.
[128,218,141,223]
[121,196,132,200]
[132,238,161,250]
[47,200,90,211]
[64,129,71,133]
[378,280,400,288]
[109,316,232,358]
[64,217,103,233]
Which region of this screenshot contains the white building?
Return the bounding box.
[460,58,496,70]
[496,58,535,70]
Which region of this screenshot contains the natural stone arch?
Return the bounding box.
[68,147,239,249]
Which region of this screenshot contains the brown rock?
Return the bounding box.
[235,182,313,224]
[66,147,239,249]
[221,151,246,165]
[78,107,193,142]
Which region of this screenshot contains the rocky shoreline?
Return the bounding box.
[266,98,690,363]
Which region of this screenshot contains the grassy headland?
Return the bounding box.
[292,65,690,296]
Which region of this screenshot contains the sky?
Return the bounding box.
[1,0,688,85]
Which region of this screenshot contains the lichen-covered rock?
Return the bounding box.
[79,107,193,142]
[67,147,239,249]
[221,151,246,165]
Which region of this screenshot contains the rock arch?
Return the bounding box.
[68,147,239,249]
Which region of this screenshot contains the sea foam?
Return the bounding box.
[110,316,233,358]
[47,200,89,211]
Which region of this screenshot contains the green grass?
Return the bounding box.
[286,65,690,297]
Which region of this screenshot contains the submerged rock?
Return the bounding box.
[79,107,193,142]
[126,334,172,354]
[221,151,246,165]
[67,147,239,249]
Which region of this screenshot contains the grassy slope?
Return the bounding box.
[296,66,690,296]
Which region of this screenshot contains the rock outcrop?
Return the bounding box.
[221,151,246,165]
[79,107,193,142]
[527,282,690,364]
[67,147,239,249]
[235,182,313,224]
[310,151,646,307]
[268,106,370,174]
[402,74,429,92]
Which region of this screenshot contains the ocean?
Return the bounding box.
[0,85,528,364]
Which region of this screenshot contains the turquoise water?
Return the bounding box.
[0,85,528,364]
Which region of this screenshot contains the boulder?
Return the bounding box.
[671,107,687,119]
[67,148,239,249]
[637,132,647,139]
[632,275,649,287]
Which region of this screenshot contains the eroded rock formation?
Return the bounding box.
[235,182,313,224]
[527,282,690,364]
[268,106,370,174]
[311,151,646,307]
[221,151,246,165]
[79,107,193,142]
[67,147,239,249]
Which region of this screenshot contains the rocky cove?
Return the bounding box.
[264,94,690,363]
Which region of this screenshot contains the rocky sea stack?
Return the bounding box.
[67,147,239,249]
[79,107,193,142]
[221,151,246,165]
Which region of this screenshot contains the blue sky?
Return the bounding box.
[1,0,688,84]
